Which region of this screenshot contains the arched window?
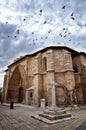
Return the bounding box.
[43,57,47,71]
[73,65,78,73]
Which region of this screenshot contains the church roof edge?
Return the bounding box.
[8,46,85,68]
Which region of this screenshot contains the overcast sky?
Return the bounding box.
[0,0,86,87]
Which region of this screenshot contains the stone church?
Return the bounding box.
[2,46,86,106]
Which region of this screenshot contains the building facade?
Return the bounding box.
[2,46,86,106]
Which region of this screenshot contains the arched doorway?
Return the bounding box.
[18,87,24,103]
[7,64,27,103]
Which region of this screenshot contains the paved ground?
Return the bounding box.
[0,104,86,130]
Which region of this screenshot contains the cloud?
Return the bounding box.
[0,0,86,86]
[79,27,86,36]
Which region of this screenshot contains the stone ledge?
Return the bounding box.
[39,113,71,120]
[44,109,66,115]
[31,115,76,124]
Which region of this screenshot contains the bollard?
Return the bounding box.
[40,99,45,108]
[1,100,3,104]
[10,102,14,109]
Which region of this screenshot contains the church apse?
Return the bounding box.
[7,65,27,103]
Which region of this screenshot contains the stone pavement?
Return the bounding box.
[0,104,86,130]
[76,121,86,130]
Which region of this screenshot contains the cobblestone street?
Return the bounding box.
[0,104,86,130]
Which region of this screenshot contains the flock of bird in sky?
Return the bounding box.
[4,5,86,51]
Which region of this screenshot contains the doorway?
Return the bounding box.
[28,90,33,105]
[18,87,24,103]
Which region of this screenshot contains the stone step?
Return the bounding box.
[39,113,71,121]
[32,114,74,124]
[44,109,66,115]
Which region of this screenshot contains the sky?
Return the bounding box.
[0,0,86,87]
